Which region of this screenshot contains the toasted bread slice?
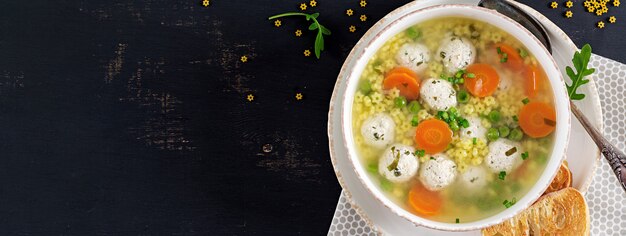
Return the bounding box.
[544,162,573,194]
[482,187,589,236]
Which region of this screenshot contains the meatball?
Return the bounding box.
[436,36,476,73]
[419,153,457,191]
[378,144,419,183]
[459,165,489,190]
[485,139,523,173]
[361,113,395,149]
[419,78,457,111]
[460,116,487,140]
[395,43,431,74]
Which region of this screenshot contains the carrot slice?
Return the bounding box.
[518,101,557,138]
[414,119,453,154]
[407,183,442,216]
[383,67,420,100]
[464,63,500,97]
[523,65,544,98]
[495,43,524,71]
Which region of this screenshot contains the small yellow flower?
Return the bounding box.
[304,50,311,57]
[247,94,254,102]
[565,10,573,18]
[295,93,303,100]
[274,20,282,27]
[240,56,248,63]
[360,15,367,22]
[609,16,617,23]
[614,0,620,6]
[566,0,574,7]
[346,9,354,16]
[584,1,591,7]
[300,3,307,11]
[596,9,603,15]
[295,29,302,37]
[202,0,210,7]
[597,21,605,28]
[550,1,558,8]
[360,0,367,7]
[309,0,317,7]
[349,25,356,32]
[588,6,596,12]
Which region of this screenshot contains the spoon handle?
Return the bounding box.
[570,101,626,192]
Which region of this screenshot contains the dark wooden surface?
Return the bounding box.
[0,0,623,235]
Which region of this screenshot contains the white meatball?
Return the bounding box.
[459,165,489,190]
[419,78,457,111]
[436,36,476,73]
[395,43,431,74]
[485,139,523,173]
[419,153,457,191]
[378,144,419,183]
[460,116,487,140]
[361,113,395,149]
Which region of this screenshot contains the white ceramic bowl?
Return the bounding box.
[340,5,571,231]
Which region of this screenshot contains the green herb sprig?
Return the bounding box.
[268,12,331,59]
[565,44,595,100]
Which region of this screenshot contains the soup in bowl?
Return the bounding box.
[341,5,570,231]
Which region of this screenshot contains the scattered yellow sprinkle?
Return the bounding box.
[360,15,367,22]
[566,0,574,7]
[274,20,282,27]
[602,6,609,12]
[295,29,302,37]
[588,6,596,12]
[202,0,210,7]
[349,25,356,32]
[295,93,303,100]
[596,9,603,15]
[594,2,601,7]
[304,50,311,57]
[565,10,573,18]
[598,21,605,28]
[346,9,354,16]
[550,1,558,8]
[300,3,307,11]
[309,0,317,7]
[240,56,248,63]
[609,15,617,23]
[360,0,367,7]
[614,0,621,7]
[247,94,254,102]
[584,1,592,7]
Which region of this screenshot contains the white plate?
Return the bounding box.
[327,0,603,235]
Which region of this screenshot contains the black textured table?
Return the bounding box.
[0,1,623,235]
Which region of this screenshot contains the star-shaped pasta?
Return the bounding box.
[295,29,302,37]
[565,10,573,18]
[609,16,617,23]
[550,1,558,8]
[360,15,367,22]
[304,50,311,57]
[247,94,254,102]
[274,20,282,27]
[566,0,574,7]
[346,9,354,16]
[349,25,356,32]
[309,0,317,7]
[597,21,605,28]
[202,0,209,7]
[240,56,248,63]
[360,0,367,7]
[295,93,303,100]
[614,0,620,6]
[300,3,307,11]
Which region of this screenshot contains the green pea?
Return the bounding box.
[450,121,460,131]
[457,90,470,103]
[410,116,419,127]
[408,101,421,114]
[405,27,421,39]
[359,80,372,95]
[509,128,524,141]
[394,96,407,108]
[487,127,500,141]
[498,126,510,138]
[488,110,501,123]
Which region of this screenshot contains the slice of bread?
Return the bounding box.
[544,162,573,194]
[482,187,589,236]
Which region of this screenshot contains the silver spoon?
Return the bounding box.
[479,0,626,192]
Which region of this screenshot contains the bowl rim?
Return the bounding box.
[339,4,571,231]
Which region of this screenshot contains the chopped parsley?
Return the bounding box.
[518,48,528,58]
[498,171,507,180]
[512,115,519,122]
[415,149,425,157]
[522,98,530,104]
[505,147,518,156]
[503,197,517,208]
[521,151,529,160]
[455,218,460,224]
[472,137,477,145]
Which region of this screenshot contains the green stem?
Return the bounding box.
[268,12,321,28]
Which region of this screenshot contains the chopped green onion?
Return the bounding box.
[498,171,507,180]
[518,48,528,58]
[408,101,421,114]
[459,118,470,128]
[487,127,499,141]
[441,112,449,121]
[522,98,530,104]
[450,121,460,131]
[359,80,372,95]
[496,47,502,54]
[503,197,517,208]
[509,128,524,141]
[416,149,425,157]
[455,218,460,224]
[488,110,501,123]
[473,137,477,145]
[380,179,393,192]
[394,96,407,108]
[457,90,470,103]
[367,163,378,174]
[512,115,519,122]
[449,107,458,116]
[406,27,421,39]
[455,70,464,78]
[498,126,510,138]
[466,73,475,78]
[521,151,529,160]
[411,116,419,127]
[500,53,508,63]
[457,78,464,84]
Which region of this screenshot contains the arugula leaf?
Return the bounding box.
[565,44,595,100]
[268,12,331,59]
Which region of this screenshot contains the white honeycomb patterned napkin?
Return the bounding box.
[328,54,626,236]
